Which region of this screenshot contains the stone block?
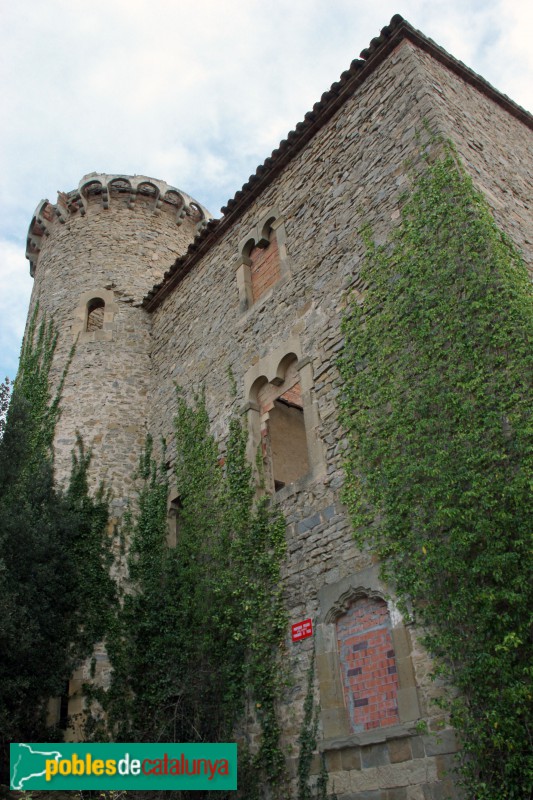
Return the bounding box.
[325,749,342,772]
[320,677,344,707]
[435,754,458,780]
[309,753,322,775]
[340,746,362,771]
[386,789,408,800]
[396,653,416,687]
[327,770,351,794]
[390,627,412,661]
[406,786,425,800]
[410,737,425,758]
[297,512,321,533]
[423,730,458,756]
[423,779,460,800]
[374,763,411,788]
[397,687,420,722]
[362,742,390,768]
[350,766,379,792]
[388,737,412,763]
[315,621,337,653]
[322,707,351,739]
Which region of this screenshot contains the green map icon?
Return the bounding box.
[10,743,63,790]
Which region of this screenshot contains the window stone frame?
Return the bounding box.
[72,288,118,342]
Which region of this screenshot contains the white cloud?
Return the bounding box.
[0,239,33,378]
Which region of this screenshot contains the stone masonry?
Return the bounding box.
[23,15,532,800]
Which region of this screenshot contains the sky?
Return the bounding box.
[1,0,531,379]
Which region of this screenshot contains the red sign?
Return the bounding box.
[291,618,313,642]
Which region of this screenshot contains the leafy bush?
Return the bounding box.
[0,312,114,781]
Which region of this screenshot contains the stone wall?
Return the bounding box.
[412,49,533,275]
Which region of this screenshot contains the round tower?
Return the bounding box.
[25,173,211,519]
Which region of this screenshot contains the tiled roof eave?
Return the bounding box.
[142,15,532,313]
[399,26,533,129]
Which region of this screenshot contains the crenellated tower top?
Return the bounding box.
[26,173,212,277]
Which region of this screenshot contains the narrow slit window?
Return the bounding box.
[167,496,183,548]
[59,681,70,730]
[86,298,105,332]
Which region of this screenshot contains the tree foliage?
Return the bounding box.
[338,145,532,798]
[0,377,10,440]
[0,310,115,780]
[93,391,287,798]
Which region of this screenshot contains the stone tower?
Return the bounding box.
[25,173,211,519]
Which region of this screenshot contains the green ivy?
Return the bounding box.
[338,144,532,798]
[297,644,337,800]
[0,308,114,781]
[97,390,287,798]
[297,644,320,800]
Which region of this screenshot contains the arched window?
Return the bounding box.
[316,567,422,743]
[73,288,117,341]
[86,298,105,332]
[337,595,400,732]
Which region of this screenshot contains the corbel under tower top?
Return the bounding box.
[26,173,212,277]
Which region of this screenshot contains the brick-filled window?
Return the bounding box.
[236,210,290,312]
[337,596,400,732]
[249,232,281,303]
[86,298,105,331]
